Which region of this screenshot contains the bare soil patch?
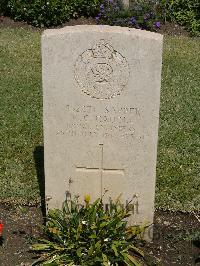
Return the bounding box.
[0,16,189,37]
[0,204,199,266]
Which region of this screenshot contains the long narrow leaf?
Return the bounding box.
[129,245,144,257]
[126,254,141,266]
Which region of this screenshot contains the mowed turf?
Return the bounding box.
[156,36,200,211]
[0,28,200,211]
[0,28,42,204]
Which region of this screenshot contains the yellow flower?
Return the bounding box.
[48,227,60,235]
[84,194,91,205]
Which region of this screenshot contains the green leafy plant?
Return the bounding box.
[32,194,145,265]
[161,0,200,36]
[0,0,9,15]
[7,0,71,27]
[7,0,102,27]
[96,0,162,32]
[69,0,102,18]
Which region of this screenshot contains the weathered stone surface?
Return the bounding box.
[42,25,163,228]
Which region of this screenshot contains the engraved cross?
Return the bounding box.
[76,144,124,195]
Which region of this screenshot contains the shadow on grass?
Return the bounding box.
[193,240,200,264]
[33,146,46,221]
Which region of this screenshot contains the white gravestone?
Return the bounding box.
[42,25,163,228]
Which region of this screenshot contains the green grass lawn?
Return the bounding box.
[0,28,42,204]
[0,27,200,211]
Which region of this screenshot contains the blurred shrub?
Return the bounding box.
[98,0,199,35]
[0,0,9,15]
[96,0,162,32]
[6,0,102,27]
[2,0,199,35]
[70,0,102,18]
[161,0,200,36]
[7,0,69,27]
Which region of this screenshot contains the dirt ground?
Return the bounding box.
[0,203,199,266]
[0,16,189,37]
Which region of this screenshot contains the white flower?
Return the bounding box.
[82,220,87,225]
[104,238,109,242]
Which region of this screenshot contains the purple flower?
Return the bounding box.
[95,14,101,22]
[155,21,161,28]
[129,16,136,25]
[100,4,104,10]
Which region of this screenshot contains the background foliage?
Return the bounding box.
[0,0,8,15]
[7,0,71,27]
[5,0,102,27]
[96,0,161,31]
[161,0,200,36]
[1,0,200,35]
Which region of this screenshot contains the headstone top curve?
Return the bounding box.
[42,25,163,41]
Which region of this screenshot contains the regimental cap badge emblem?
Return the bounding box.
[75,40,130,100]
